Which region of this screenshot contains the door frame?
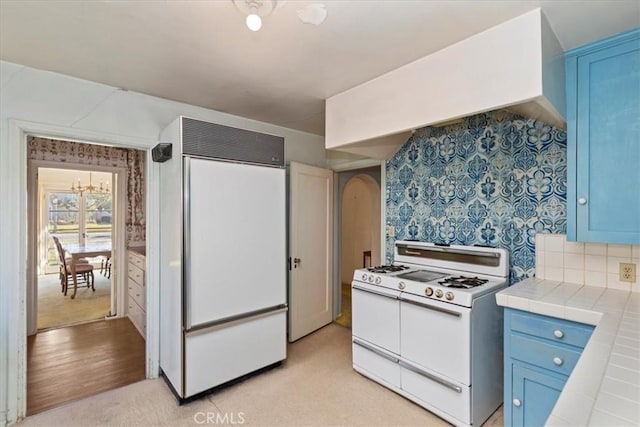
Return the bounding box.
[1,119,160,425]
[27,160,127,334]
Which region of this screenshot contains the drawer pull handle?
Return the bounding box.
[553,357,563,366]
[554,330,564,338]
[513,398,522,407]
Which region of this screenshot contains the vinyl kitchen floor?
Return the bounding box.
[20,323,503,426]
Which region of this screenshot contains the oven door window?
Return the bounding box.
[400,295,471,385]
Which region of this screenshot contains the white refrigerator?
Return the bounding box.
[158,117,287,399]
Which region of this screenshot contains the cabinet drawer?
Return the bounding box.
[509,310,593,349]
[352,339,401,389]
[128,252,145,270]
[510,334,582,377]
[128,262,145,286]
[128,276,145,308]
[127,296,146,338]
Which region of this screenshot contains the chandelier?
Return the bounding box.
[71,172,110,196]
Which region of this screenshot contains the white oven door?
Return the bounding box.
[351,282,400,354]
[400,293,471,385]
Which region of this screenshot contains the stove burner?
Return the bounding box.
[367,265,410,274]
[438,276,489,289]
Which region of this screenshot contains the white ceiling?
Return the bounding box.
[1,1,638,136]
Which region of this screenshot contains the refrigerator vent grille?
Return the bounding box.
[182,117,284,167]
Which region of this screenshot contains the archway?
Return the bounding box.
[336,174,381,327]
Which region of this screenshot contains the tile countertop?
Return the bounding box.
[496,278,640,426]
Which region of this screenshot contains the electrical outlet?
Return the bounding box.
[388,226,395,238]
[620,262,636,283]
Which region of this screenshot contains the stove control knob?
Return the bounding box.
[398,282,406,290]
[425,287,434,297]
[435,289,443,298]
[361,273,367,281]
[445,292,454,301]
[368,275,374,283]
[375,277,382,285]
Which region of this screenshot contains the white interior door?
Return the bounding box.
[288,161,333,342]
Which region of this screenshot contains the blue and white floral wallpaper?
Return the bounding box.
[385,111,567,283]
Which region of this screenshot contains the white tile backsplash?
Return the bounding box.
[608,257,628,275]
[586,242,607,256]
[585,254,607,273]
[545,251,564,268]
[546,267,564,282]
[536,234,638,292]
[586,271,608,287]
[565,252,585,269]
[546,234,566,252]
[608,244,633,259]
[535,233,546,252]
[564,241,585,254]
[564,268,585,285]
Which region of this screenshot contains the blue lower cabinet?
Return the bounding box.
[504,308,594,427]
[511,364,566,427]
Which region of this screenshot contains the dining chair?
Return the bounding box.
[53,238,95,295]
[100,256,111,278]
[52,236,89,264]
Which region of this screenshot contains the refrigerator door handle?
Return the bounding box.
[183,156,192,330]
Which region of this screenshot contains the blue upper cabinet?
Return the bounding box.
[566,29,640,244]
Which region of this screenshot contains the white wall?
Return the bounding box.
[0,60,326,426]
[0,61,326,166]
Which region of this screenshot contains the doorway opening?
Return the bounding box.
[36,168,114,330]
[26,135,147,415]
[335,169,381,328]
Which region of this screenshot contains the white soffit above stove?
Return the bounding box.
[0,1,638,137]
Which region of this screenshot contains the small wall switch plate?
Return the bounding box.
[388,226,395,238]
[620,262,636,283]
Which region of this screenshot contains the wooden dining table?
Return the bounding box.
[63,241,112,299]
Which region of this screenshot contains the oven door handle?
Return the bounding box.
[399,360,463,393]
[352,284,399,300]
[399,296,462,317]
[353,338,400,363]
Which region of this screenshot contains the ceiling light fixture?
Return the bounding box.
[245,2,262,31]
[232,1,327,32]
[233,0,276,32]
[296,3,327,26]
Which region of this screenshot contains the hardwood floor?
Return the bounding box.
[27,318,145,415]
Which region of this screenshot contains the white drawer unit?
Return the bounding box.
[127,249,146,338]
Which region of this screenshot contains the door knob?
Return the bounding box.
[293,257,301,268]
[513,398,522,407]
[577,197,588,205]
[554,330,564,338]
[553,357,563,366]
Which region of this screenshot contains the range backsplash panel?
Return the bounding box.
[385,111,567,283]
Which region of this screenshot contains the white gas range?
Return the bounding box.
[351,241,509,427]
